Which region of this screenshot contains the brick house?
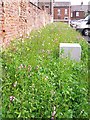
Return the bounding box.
[38,1,71,22]
[38,0,53,15]
[71,5,89,20]
[53,2,71,22]
[31,1,90,22]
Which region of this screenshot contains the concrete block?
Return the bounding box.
[60,43,81,61]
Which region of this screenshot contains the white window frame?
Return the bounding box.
[76,12,79,17]
[71,12,73,17]
[65,9,68,15]
[58,9,61,16]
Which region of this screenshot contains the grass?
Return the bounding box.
[1,22,89,118]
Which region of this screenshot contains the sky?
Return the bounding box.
[55,0,90,5]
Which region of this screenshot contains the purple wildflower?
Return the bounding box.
[10,96,15,102]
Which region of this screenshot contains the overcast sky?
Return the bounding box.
[55,0,89,5]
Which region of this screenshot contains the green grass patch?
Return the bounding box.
[1,22,89,118]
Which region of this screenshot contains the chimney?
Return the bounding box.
[81,1,83,5]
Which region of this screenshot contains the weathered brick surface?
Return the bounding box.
[0,0,51,47]
[0,1,3,45]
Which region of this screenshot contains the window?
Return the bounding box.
[58,9,61,15]
[65,9,68,15]
[71,12,73,17]
[76,12,79,17]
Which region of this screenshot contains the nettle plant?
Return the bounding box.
[1,22,89,118]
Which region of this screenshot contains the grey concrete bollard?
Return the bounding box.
[60,43,81,61]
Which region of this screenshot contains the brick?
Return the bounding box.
[0,0,51,46]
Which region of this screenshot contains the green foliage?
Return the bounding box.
[1,22,89,118]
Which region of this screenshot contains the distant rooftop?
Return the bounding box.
[53,2,71,7]
[71,5,90,12]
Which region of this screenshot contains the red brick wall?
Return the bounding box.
[0,1,3,45]
[71,11,85,20]
[0,0,51,47]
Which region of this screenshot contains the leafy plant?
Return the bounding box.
[1,22,89,118]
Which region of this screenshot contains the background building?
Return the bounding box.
[71,5,89,20]
[53,2,71,22]
[38,0,53,15]
[30,0,90,22]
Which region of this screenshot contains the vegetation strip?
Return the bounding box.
[1,22,89,118]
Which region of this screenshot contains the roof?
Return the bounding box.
[71,5,90,12]
[38,0,51,2]
[53,2,71,7]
